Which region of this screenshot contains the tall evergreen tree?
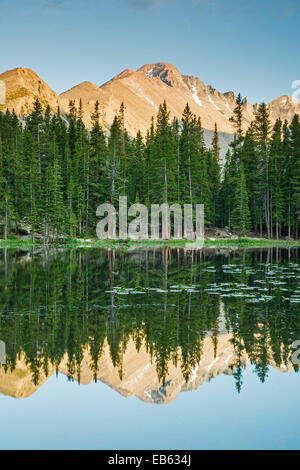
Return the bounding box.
[253,103,271,237]
[231,164,251,235]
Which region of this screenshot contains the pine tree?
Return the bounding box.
[269,119,284,239]
[107,115,123,205]
[144,117,155,208]
[230,93,244,161]
[253,103,271,237]
[171,117,181,203]
[47,154,64,240]
[220,149,235,228]
[180,103,194,203]
[231,164,251,235]
[129,130,145,204]
[89,100,107,223]
[206,147,220,226]
[221,94,246,229]
[193,117,211,224]
[22,128,40,240]
[212,122,220,162]
[241,123,258,231]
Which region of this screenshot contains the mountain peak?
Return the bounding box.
[5,66,37,74]
[60,81,102,100]
[269,94,300,105]
[0,66,58,114]
[138,62,182,87]
[0,67,45,83]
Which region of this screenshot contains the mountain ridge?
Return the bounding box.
[1,62,300,142]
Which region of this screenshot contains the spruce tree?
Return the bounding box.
[253,103,271,237]
[231,164,251,235]
[269,119,284,239]
[212,122,220,162]
[89,100,107,223]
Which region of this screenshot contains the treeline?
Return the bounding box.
[0,95,299,239]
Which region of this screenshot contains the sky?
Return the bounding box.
[0,0,299,104]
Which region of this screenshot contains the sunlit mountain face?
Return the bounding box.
[0,247,299,404]
[1,63,300,143]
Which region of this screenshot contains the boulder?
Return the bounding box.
[18,222,31,235]
[216,229,231,238]
[32,232,45,241]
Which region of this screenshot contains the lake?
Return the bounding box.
[0,246,299,450]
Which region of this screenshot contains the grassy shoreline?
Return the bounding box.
[0,237,299,249]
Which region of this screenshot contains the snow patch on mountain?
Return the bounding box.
[192,86,203,107]
[208,95,221,111]
[145,96,157,109]
[146,67,155,78]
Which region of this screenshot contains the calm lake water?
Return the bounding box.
[0,246,299,450]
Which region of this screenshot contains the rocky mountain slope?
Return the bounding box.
[0,67,59,116]
[1,63,300,157]
[60,62,255,136]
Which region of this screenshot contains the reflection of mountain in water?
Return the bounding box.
[0,246,299,403]
[0,333,294,404]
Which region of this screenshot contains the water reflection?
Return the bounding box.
[0,246,299,403]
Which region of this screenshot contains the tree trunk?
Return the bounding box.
[4,197,8,240]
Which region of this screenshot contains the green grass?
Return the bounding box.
[1,237,299,249]
[60,236,300,248]
[0,238,39,249]
[204,238,300,248]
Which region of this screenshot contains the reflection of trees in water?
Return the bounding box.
[0,247,299,391]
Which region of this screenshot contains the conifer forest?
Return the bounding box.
[0,94,299,241]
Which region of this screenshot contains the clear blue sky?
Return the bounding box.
[0,0,299,104]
